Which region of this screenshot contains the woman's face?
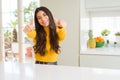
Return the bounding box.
[36,10,49,27]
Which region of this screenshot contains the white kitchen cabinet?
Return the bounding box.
[80,54,120,69]
[85,0,120,11]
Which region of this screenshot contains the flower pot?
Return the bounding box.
[26,47,32,57]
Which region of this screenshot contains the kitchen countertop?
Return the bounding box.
[1,62,120,80]
[80,47,120,56]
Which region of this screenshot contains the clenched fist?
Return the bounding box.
[23,19,34,34]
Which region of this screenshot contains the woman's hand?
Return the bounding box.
[23,20,34,34]
[54,18,67,28]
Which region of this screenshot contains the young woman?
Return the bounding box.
[23,6,66,65]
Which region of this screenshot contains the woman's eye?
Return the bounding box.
[43,13,47,17]
[37,17,41,20]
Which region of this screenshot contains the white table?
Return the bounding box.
[0,62,120,80]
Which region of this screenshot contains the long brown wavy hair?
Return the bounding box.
[33,6,60,56]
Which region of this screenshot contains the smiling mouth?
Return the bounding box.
[42,21,47,24]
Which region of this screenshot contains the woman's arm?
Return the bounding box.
[55,19,67,42]
[23,21,36,39]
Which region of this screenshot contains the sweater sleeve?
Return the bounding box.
[27,30,36,39]
[57,27,66,42]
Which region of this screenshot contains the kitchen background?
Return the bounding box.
[0,0,120,69]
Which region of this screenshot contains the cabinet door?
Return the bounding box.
[85,0,120,9]
[80,54,120,69]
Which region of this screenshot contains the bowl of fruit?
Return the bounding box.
[94,37,105,48]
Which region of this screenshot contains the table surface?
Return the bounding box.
[0,62,120,80]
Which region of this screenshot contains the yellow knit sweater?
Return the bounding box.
[27,27,66,62]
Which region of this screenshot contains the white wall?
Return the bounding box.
[41,0,80,66]
[85,0,120,9]
[80,0,89,51]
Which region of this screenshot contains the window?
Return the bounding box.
[0,0,40,62]
[89,11,120,42]
[80,10,120,51]
[2,0,18,62]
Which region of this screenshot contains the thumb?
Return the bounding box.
[54,18,59,25]
[29,19,34,25]
[29,19,35,28]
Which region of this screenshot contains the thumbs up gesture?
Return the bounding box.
[54,18,67,28]
[23,19,34,34]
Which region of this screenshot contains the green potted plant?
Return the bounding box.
[115,32,120,43]
[9,20,18,42]
[4,30,12,49]
[115,32,120,36]
[101,29,110,36]
[101,29,110,46]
